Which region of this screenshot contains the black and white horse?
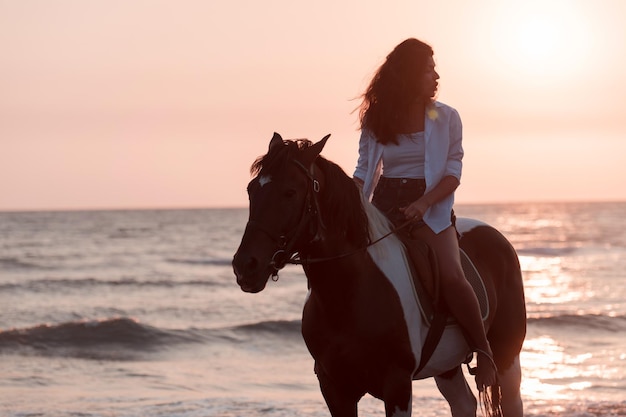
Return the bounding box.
[233,133,526,417]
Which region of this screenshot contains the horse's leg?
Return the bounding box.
[382,367,413,417]
[434,366,477,417]
[497,355,523,417]
[316,363,360,417]
[481,236,525,417]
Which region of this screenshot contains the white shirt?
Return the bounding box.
[381,132,426,178]
[353,101,464,234]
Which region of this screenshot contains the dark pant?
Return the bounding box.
[372,177,427,238]
[372,176,455,238]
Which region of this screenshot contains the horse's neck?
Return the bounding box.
[302,182,380,304]
[303,241,369,299]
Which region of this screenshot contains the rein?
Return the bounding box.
[286,217,414,267]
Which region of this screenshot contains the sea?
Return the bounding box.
[1,202,625,417]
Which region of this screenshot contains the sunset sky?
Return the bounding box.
[1,0,625,211]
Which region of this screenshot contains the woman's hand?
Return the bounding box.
[401,176,459,220]
[400,197,431,221]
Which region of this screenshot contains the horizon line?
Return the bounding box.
[1,198,625,214]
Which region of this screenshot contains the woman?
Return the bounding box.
[353,38,496,391]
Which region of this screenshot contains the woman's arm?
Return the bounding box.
[353,129,371,184]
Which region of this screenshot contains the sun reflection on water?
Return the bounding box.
[518,253,611,404]
[520,255,588,310]
[521,336,583,401]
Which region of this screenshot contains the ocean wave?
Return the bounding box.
[516,246,579,257]
[0,256,53,270]
[108,227,155,239]
[0,317,203,360]
[0,277,222,292]
[528,313,626,332]
[0,255,233,271]
[166,257,233,266]
[230,319,302,336]
[0,318,303,360]
[204,320,304,348]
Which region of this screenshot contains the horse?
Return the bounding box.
[233,133,526,417]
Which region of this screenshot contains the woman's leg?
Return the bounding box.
[411,225,496,390]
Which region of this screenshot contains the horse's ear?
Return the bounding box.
[269,132,284,152]
[301,134,331,166]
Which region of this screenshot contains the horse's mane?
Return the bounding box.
[314,156,370,247]
[250,139,370,247]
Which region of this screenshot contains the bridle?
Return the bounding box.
[245,158,413,280]
[244,158,326,279]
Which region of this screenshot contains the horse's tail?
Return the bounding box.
[479,382,503,417]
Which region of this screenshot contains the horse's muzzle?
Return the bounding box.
[232,252,270,293]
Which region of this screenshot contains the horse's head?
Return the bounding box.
[233,132,330,293]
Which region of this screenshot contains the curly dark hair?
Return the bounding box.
[359,38,434,145]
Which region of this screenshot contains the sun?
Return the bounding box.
[489,1,592,81]
[514,15,561,63]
